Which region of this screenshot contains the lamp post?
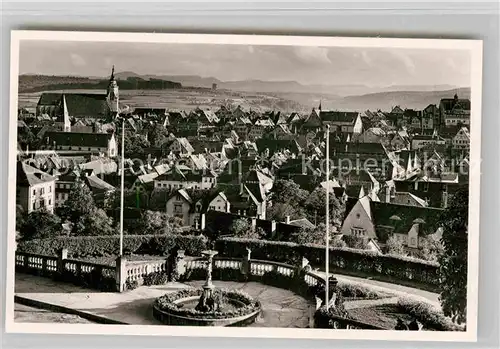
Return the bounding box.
[325,124,330,309]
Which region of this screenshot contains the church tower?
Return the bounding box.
[106,65,119,115]
[55,94,71,132]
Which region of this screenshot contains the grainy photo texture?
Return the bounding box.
[6,31,482,342]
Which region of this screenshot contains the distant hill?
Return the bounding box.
[18,73,470,112]
[18,74,182,93]
[328,88,471,112]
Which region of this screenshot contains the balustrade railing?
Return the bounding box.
[125,259,168,284]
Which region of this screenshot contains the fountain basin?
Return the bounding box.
[153,288,262,327]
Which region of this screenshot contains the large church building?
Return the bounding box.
[36,66,120,132]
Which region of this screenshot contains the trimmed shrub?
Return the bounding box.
[143,271,169,286]
[396,297,463,331]
[215,237,439,287]
[125,279,139,291]
[17,234,208,259]
[336,282,385,300]
[53,267,116,292]
[154,288,261,320]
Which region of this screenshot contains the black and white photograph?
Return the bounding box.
[6,31,482,341]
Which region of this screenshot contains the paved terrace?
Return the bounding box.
[14,272,441,327]
[14,274,313,327]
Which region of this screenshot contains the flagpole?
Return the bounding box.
[325,124,330,309]
[119,117,125,257]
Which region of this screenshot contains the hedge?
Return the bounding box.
[396,297,463,331]
[17,234,208,258]
[215,237,439,287]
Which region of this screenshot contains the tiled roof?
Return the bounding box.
[62,93,110,118]
[37,93,62,106]
[255,139,301,155]
[45,131,113,148]
[371,201,443,236]
[79,159,117,175]
[288,218,316,229]
[84,175,115,192]
[440,97,471,112]
[393,192,428,207]
[320,111,359,123]
[176,137,194,153]
[17,161,55,186]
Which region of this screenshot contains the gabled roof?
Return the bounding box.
[175,137,194,153]
[320,111,359,123]
[371,200,443,236]
[244,182,265,203]
[440,96,471,112]
[174,188,192,204]
[288,218,316,230]
[38,93,63,106]
[44,131,114,148]
[62,93,110,118]
[256,139,302,156]
[79,158,117,175]
[84,175,115,192]
[17,161,55,186]
[393,192,428,207]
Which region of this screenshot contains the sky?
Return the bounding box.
[19,40,471,87]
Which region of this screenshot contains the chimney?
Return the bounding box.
[200,213,206,230]
[285,216,291,224]
[271,220,277,238]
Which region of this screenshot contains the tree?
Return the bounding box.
[271,179,309,206]
[61,179,114,236]
[230,218,251,237]
[385,235,406,256]
[148,124,170,148]
[60,179,95,223]
[266,202,303,222]
[19,207,61,241]
[16,204,25,232]
[343,235,370,250]
[304,187,345,231]
[73,208,114,236]
[438,187,468,325]
[420,237,444,263]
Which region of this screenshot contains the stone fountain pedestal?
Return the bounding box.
[195,250,219,312]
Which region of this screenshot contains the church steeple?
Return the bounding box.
[106,65,119,115]
[318,100,322,111]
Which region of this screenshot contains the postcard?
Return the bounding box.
[6,30,482,342]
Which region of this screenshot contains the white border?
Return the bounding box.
[5,30,483,342]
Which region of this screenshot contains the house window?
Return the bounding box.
[49,186,52,193]
[32,189,35,196]
[32,202,36,210]
[423,183,429,192]
[48,199,51,205]
[411,237,416,246]
[173,203,183,214]
[40,187,45,195]
[209,205,216,211]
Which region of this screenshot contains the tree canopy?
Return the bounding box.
[19,207,61,240]
[438,187,469,325]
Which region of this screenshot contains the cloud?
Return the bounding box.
[293,46,332,65]
[70,53,86,67]
[391,51,416,75]
[361,51,373,67]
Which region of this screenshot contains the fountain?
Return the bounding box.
[153,250,261,326]
[195,250,219,312]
